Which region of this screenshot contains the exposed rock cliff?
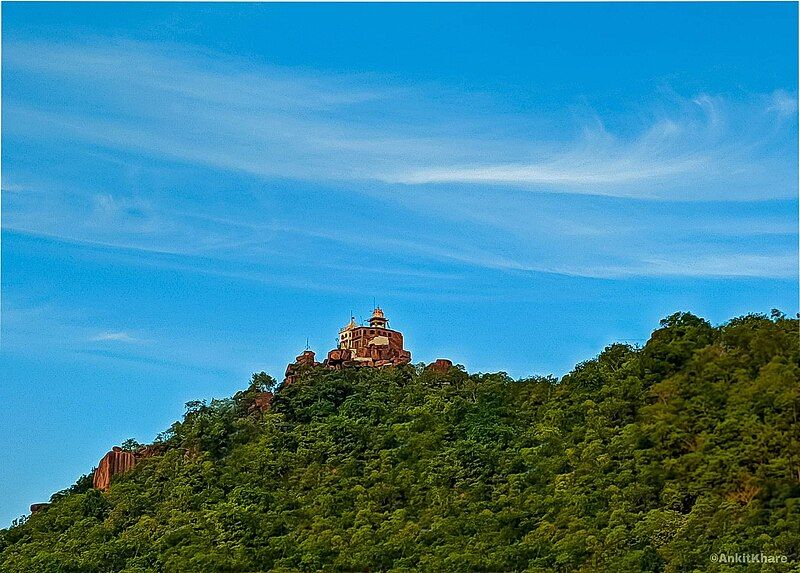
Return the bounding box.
[92,447,136,491]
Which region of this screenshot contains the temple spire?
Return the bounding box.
[369,306,388,329]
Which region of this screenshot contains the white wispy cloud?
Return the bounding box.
[392,141,707,188]
[637,254,798,279]
[90,331,144,343]
[3,306,150,350]
[768,89,798,118]
[3,39,796,201]
[2,38,796,282]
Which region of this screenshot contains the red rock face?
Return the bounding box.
[92,447,137,492]
[284,350,320,385]
[250,391,273,414]
[427,359,453,373]
[30,503,50,514]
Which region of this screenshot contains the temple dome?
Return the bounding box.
[340,317,357,332]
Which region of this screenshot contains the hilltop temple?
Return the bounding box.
[68,306,448,497]
[284,307,413,384]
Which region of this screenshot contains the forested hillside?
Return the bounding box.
[2,312,798,572]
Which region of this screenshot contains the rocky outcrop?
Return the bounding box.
[427,359,453,373]
[324,342,411,369]
[249,391,274,414]
[92,443,166,491]
[284,350,319,385]
[29,503,50,514]
[93,447,136,491]
[324,347,352,368]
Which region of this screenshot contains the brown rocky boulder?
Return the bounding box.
[324,348,354,370]
[284,350,320,384]
[427,359,453,373]
[249,391,274,415]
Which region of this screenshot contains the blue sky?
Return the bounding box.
[1,2,797,526]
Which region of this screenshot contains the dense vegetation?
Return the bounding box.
[2,312,798,572]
